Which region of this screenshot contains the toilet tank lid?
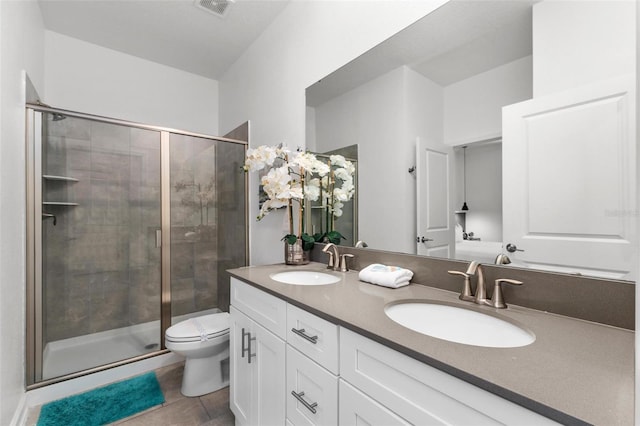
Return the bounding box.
[166,312,229,340]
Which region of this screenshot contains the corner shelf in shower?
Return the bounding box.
[42,175,79,182]
[42,202,79,206]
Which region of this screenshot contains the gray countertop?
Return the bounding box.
[228,262,634,426]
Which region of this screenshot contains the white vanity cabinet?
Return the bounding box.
[230,277,559,426]
[230,278,287,426]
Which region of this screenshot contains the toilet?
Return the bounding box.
[165,312,230,397]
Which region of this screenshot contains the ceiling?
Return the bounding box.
[38,0,290,80]
[307,0,537,107]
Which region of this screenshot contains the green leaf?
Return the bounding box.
[281,234,298,245]
[313,232,326,243]
[326,231,345,245]
[301,233,316,251]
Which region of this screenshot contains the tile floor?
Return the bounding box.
[27,362,235,426]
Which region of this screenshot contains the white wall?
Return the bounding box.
[404,67,446,254]
[0,1,45,424]
[443,55,532,146]
[219,0,448,265]
[45,31,219,135]
[533,0,635,97]
[315,67,407,252]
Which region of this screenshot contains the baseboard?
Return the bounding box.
[10,393,28,426]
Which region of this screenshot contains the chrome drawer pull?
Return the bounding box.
[291,327,318,344]
[291,391,318,414]
[241,328,248,358]
[241,328,256,363]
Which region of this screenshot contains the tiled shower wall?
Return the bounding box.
[43,116,162,342]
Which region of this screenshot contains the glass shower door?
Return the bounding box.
[35,112,162,382]
[169,133,247,324]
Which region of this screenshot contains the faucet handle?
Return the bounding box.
[339,253,354,272]
[448,270,474,301]
[490,278,523,309]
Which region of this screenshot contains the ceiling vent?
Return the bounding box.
[194,0,234,18]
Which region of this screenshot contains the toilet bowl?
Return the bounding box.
[165,312,230,397]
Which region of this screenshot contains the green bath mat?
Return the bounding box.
[37,372,165,426]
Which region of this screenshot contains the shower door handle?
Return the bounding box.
[155,229,162,248]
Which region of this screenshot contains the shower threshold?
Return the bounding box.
[42,308,219,381]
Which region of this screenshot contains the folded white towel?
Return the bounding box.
[358,264,414,288]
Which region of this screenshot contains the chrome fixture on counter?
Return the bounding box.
[355,240,368,248]
[466,260,487,304]
[446,269,473,302]
[339,253,354,272]
[322,243,340,271]
[495,254,511,265]
[489,278,523,309]
[448,260,522,309]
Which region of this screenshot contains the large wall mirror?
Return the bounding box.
[306,0,637,281]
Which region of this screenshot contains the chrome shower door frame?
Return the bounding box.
[25,105,249,388]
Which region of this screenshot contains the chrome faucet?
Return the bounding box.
[495,254,511,265]
[322,243,340,271]
[466,261,488,305]
[355,240,368,248]
[450,260,523,309]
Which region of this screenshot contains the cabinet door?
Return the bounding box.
[253,319,286,426]
[287,345,338,426]
[231,306,286,426]
[338,379,410,426]
[230,306,253,425]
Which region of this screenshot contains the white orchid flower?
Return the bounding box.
[245,145,278,172]
[305,178,321,201]
[333,201,344,217]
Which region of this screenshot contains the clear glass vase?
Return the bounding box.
[284,238,310,265]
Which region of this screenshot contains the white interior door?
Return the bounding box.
[502,75,636,280]
[416,138,455,257]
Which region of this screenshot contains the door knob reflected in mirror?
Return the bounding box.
[416,236,433,243]
[505,243,524,253]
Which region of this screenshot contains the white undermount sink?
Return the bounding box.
[385,302,535,348]
[270,270,341,285]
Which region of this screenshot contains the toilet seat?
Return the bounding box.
[166,312,229,343]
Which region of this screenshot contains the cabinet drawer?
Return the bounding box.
[286,345,338,426]
[340,328,558,426]
[231,277,287,339]
[287,304,339,374]
[338,379,410,426]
